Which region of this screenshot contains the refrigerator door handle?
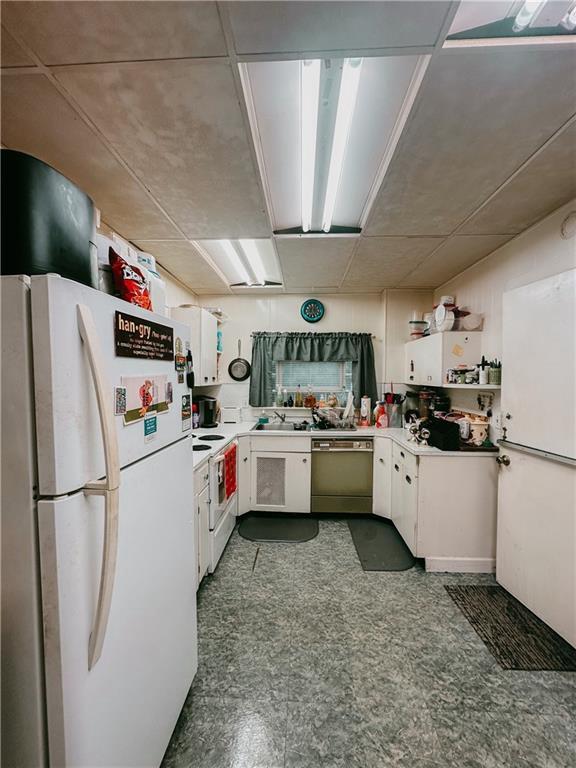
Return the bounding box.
[84,486,120,669]
[77,304,120,491]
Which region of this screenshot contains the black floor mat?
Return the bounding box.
[446,585,576,671]
[239,513,319,543]
[348,517,415,571]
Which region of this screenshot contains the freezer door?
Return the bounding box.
[31,274,192,496]
[38,438,197,768]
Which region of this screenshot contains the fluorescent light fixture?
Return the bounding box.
[239,239,266,285]
[322,58,363,233]
[300,59,321,233]
[513,1,546,31]
[221,239,252,285]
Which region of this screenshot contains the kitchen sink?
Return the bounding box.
[252,423,297,431]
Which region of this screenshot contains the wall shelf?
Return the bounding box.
[441,384,501,390]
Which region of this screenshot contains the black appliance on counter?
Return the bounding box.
[193,395,218,428]
[1,150,96,287]
[423,418,461,451]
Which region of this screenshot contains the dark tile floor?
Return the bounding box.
[162,519,576,768]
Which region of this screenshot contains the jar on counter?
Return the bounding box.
[418,390,434,419]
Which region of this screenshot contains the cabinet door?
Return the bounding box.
[237,436,251,516]
[373,438,392,518]
[200,310,218,385]
[197,484,210,585]
[398,469,418,555]
[251,451,310,513]
[391,451,403,521]
[285,452,311,513]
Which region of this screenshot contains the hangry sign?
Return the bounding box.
[114,311,174,361]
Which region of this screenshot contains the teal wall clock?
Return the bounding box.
[301,299,325,323]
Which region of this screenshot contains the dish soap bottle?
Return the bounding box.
[288,392,294,408]
[276,388,284,407]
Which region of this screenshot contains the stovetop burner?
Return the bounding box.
[198,434,225,441]
[192,444,211,451]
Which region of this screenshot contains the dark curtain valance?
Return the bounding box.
[249,332,378,408]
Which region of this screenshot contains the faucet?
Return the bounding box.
[273,411,286,423]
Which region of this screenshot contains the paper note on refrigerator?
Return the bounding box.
[121,375,168,424]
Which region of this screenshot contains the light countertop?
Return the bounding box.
[191,422,496,468]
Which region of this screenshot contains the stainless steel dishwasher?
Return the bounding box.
[311,438,373,513]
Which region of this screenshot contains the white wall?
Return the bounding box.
[434,199,576,419]
[185,290,434,409]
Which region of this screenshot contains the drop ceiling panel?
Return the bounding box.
[399,234,513,287]
[276,237,357,289]
[459,121,576,235]
[364,48,576,237]
[1,26,34,67]
[1,74,179,239]
[226,1,451,54]
[55,60,270,239]
[342,236,441,289]
[134,241,229,294]
[2,1,227,64]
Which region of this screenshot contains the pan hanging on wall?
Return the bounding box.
[228,340,251,381]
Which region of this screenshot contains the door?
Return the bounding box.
[30,274,192,496]
[237,436,251,515]
[502,269,575,459]
[251,452,311,513]
[38,438,197,768]
[497,448,576,647]
[197,484,210,585]
[373,438,392,518]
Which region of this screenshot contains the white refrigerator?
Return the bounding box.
[1,274,197,767]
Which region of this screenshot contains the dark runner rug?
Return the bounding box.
[348,517,415,571]
[239,513,319,543]
[445,585,576,671]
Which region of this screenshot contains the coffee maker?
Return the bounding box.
[193,395,218,428]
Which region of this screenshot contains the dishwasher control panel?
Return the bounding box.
[312,439,373,451]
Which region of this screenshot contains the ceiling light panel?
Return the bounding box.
[447,0,576,39]
[240,55,425,235]
[194,239,282,287]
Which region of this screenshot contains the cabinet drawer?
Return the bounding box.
[392,442,419,478]
[194,465,210,492]
[252,435,311,453]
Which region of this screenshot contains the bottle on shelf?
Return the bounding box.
[287,392,294,408]
[276,388,284,407]
[271,388,277,408]
[304,385,316,408]
[294,384,303,408]
[282,388,288,407]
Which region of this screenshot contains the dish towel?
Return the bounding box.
[224,443,237,498]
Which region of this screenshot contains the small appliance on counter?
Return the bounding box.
[193,395,218,428]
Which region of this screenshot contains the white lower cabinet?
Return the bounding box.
[386,438,497,572]
[251,451,311,513]
[193,465,211,588]
[237,435,251,516]
[372,437,392,519]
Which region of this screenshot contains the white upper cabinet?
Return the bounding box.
[170,305,218,386]
[404,332,481,387]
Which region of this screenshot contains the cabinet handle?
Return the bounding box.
[243,457,248,462]
[379,458,384,464]
[410,359,414,372]
[204,474,209,481]
[394,464,400,472]
[400,451,405,458]
[405,475,412,484]
[496,455,511,466]
[303,458,308,463]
